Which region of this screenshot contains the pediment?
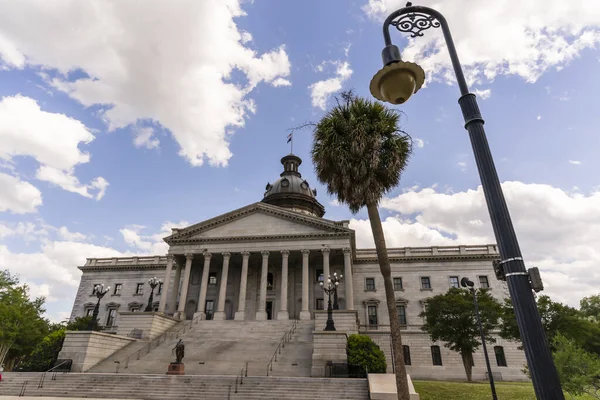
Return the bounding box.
[165,202,352,243]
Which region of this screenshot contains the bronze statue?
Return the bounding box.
[172,339,185,364]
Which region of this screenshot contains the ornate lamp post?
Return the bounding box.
[320,274,341,331]
[461,278,497,400]
[88,284,110,330]
[331,272,343,310]
[145,277,162,312]
[369,3,563,398]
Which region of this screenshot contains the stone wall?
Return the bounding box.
[57,331,136,372]
[116,312,179,339]
[314,310,358,334]
[311,331,348,377]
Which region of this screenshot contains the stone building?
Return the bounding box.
[67,153,527,381]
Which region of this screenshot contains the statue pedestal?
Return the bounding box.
[166,363,185,375]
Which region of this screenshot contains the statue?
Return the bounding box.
[173,339,185,364]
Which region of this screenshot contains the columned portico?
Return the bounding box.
[300,249,311,320]
[256,250,270,321]
[277,250,290,320]
[158,254,174,313]
[175,253,194,319]
[197,251,212,319]
[235,251,250,320]
[167,263,182,315]
[343,248,355,310]
[213,252,231,320]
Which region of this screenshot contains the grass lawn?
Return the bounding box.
[413,380,594,400]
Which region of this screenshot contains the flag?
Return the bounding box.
[287,133,292,143]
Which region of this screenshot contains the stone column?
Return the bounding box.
[256,250,269,321]
[235,251,250,321]
[213,252,231,320]
[167,262,182,315]
[277,250,290,320]
[158,254,174,313]
[197,251,212,319]
[343,248,355,310]
[176,253,194,319]
[300,249,311,320]
[321,247,330,281]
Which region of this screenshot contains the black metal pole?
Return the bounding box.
[88,297,101,330]
[145,287,155,312]
[333,290,339,310]
[324,288,336,331]
[381,6,564,399]
[472,289,498,400]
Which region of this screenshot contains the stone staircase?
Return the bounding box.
[0,372,370,399]
[268,320,314,377]
[119,320,313,376]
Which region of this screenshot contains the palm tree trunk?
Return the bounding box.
[367,202,410,400]
[461,351,473,381]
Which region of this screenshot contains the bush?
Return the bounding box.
[347,334,387,377]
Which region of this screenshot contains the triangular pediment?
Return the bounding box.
[164,202,352,243]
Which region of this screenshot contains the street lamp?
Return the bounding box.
[461,277,497,400]
[320,274,342,331]
[88,284,110,330]
[370,3,563,398]
[145,277,162,312]
[331,272,343,310]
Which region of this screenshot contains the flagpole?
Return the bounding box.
[291,134,293,154]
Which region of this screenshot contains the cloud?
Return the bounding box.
[349,181,600,306]
[0,1,291,167]
[363,0,600,85]
[57,226,87,242]
[0,172,43,214]
[414,138,425,148]
[537,115,542,120]
[133,126,160,150]
[568,160,582,165]
[272,77,292,87]
[457,161,467,171]
[0,221,48,242]
[473,88,491,100]
[120,220,190,255]
[329,199,341,207]
[309,61,353,110]
[0,95,108,199]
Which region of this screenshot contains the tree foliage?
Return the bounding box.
[311,90,412,400]
[347,334,387,377]
[500,295,600,356]
[552,333,600,399]
[0,270,49,367]
[419,288,502,381]
[581,294,600,323]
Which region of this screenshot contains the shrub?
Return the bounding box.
[347,334,387,377]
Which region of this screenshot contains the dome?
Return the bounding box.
[262,154,325,217]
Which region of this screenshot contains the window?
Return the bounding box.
[365,278,376,291]
[130,306,141,312]
[431,346,442,366]
[106,309,117,327]
[368,305,378,326]
[403,345,411,366]
[421,277,431,289]
[85,308,94,317]
[205,300,214,320]
[479,276,490,289]
[495,346,507,367]
[114,284,122,295]
[209,272,217,285]
[135,283,144,295]
[157,282,163,295]
[316,298,324,310]
[393,277,403,291]
[267,272,274,289]
[449,276,459,288]
[397,305,407,325]
[92,284,100,294]
[316,269,324,282]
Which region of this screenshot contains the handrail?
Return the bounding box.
[120,314,202,370]
[19,359,72,397]
[266,319,297,376]
[233,362,247,394]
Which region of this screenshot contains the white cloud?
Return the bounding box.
[0,95,108,199]
[0,221,48,242]
[473,88,491,100]
[457,161,467,171]
[349,181,600,306]
[133,126,160,150]
[363,0,600,85]
[272,77,292,87]
[120,220,190,255]
[0,172,43,214]
[0,1,291,167]
[568,160,582,165]
[309,61,353,110]
[537,115,542,120]
[414,138,425,148]
[57,226,87,242]
[329,199,341,207]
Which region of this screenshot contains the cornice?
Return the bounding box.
[354,253,499,264]
[79,264,166,272]
[167,231,353,245]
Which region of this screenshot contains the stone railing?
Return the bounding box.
[356,244,498,259]
[84,256,168,267]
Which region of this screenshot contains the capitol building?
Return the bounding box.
[64,153,527,382]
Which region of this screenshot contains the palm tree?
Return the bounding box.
[311,91,412,400]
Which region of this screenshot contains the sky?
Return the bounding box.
[1,0,599,322]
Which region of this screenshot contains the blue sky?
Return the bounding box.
[1,0,599,321]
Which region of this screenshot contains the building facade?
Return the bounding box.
[69,154,527,381]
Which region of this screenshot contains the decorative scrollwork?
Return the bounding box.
[391,12,440,38]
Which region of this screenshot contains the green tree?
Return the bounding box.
[552,333,600,399]
[501,295,600,356]
[0,270,49,366]
[311,91,412,399]
[581,294,600,323]
[419,288,502,381]
[346,334,387,377]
